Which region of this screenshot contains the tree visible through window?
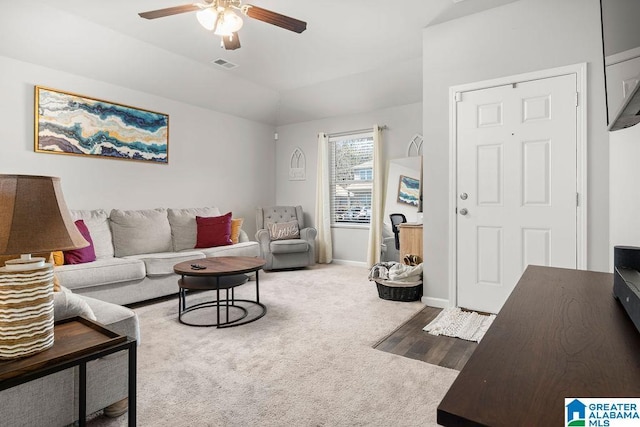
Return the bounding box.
[329,131,374,225]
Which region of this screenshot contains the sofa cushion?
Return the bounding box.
[54,258,146,291]
[63,220,97,265]
[198,241,260,258]
[124,250,205,276]
[168,207,221,251]
[270,239,310,254]
[195,212,232,248]
[71,209,114,259]
[110,208,172,257]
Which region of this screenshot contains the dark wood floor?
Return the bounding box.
[374,306,478,370]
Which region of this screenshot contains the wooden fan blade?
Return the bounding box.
[243,5,307,33]
[138,4,200,20]
[222,32,241,50]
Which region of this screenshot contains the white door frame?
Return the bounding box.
[448,63,588,308]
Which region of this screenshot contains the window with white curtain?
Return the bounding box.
[329,131,374,225]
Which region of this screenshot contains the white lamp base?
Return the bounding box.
[4,254,46,271]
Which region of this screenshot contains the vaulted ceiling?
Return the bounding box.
[0,0,519,125]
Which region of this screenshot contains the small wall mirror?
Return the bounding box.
[381,156,422,262]
[383,156,422,224]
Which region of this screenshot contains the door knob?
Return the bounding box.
[460,193,468,200]
[459,208,468,216]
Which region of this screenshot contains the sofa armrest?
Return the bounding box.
[81,295,140,344]
[255,229,271,254]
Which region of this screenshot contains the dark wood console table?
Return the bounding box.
[0,317,136,426]
[437,265,640,426]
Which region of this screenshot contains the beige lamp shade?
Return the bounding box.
[0,175,88,256]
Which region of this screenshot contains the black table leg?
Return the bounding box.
[226,287,229,324]
[79,362,86,427]
[216,277,220,328]
[128,341,137,426]
[256,270,260,304]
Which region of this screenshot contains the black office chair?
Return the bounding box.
[389,213,407,251]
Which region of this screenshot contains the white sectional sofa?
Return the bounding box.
[55,207,260,306]
[0,207,257,426]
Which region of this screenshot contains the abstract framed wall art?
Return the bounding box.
[34,86,169,163]
[397,175,420,206]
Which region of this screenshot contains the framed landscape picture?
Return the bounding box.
[34,86,169,163]
[398,175,420,206]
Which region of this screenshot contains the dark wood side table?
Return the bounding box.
[0,316,136,427]
[174,256,267,328]
[437,265,640,426]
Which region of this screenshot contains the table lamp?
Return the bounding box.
[0,175,88,359]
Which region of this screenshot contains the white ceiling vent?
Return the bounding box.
[211,58,238,70]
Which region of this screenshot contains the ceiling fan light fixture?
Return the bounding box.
[213,8,243,36]
[196,7,219,31]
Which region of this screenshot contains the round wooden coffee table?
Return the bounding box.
[173,256,267,328]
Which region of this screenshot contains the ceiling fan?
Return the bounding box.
[138,0,307,50]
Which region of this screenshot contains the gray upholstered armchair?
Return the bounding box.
[255,206,317,271]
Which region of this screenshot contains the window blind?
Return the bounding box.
[329,132,374,225]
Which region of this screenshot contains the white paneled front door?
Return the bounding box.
[456,74,578,314]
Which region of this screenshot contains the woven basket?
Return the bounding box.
[375,280,422,302]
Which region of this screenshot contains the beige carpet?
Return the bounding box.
[88,264,458,426]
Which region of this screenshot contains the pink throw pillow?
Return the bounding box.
[195,212,233,248]
[63,219,97,265]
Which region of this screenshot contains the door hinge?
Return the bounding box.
[576,192,579,206]
[575,92,579,107]
[455,92,462,102]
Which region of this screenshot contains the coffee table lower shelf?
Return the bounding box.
[178,275,267,328]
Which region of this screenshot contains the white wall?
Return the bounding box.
[274,102,423,263]
[422,0,609,303]
[0,55,276,239]
[610,124,640,268]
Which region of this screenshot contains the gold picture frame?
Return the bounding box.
[34,86,169,163]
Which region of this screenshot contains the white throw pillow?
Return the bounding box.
[267,220,300,240]
[110,208,173,257]
[168,207,221,251]
[53,291,97,322]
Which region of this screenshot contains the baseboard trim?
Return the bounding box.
[422,296,449,308]
[331,259,368,268]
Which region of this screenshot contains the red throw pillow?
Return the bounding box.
[195,212,233,248]
[63,219,97,265]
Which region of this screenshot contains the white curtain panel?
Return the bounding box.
[367,125,383,267]
[315,132,333,263]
